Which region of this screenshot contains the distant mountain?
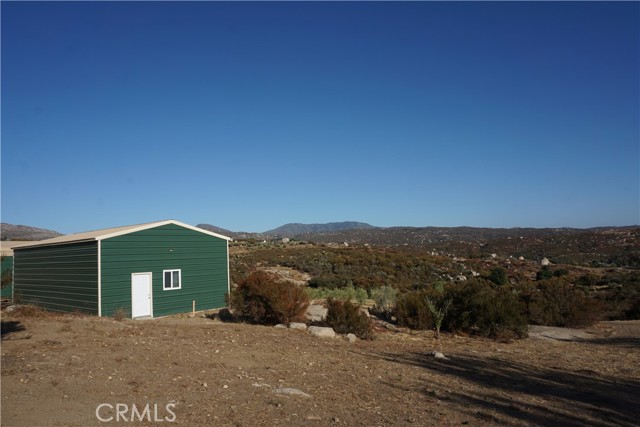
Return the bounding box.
[1,223,62,241]
[196,224,236,238]
[264,221,377,236]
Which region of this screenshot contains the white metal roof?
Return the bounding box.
[0,241,41,256]
[11,220,232,250]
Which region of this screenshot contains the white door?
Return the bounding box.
[131,273,152,318]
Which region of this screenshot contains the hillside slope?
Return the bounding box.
[264,221,376,236]
[1,223,62,241]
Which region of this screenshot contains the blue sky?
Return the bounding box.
[2,1,638,234]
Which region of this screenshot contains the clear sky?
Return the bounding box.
[2,1,638,234]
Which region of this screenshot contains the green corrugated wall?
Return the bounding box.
[100,224,228,317]
[13,242,98,313]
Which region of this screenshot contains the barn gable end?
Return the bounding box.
[100,223,229,317]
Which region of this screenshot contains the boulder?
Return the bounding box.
[289,322,307,330]
[346,333,358,343]
[306,304,328,322]
[308,326,336,338]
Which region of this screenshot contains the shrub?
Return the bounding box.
[370,286,398,320]
[396,291,433,330]
[445,279,528,339]
[575,274,596,287]
[528,278,603,328]
[334,286,356,302]
[354,287,368,305]
[425,283,451,339]
[228,271,309,325]
[625,297,640,320]
[475,288,528,339]
[488,267,509,286]
[308,276,344,290]
[536,266,554,281]
[306,285,367,305]
[554,268,569,277]
[325,298,373,339]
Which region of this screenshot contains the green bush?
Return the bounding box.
[228,271,309,325]
[396,291,433,330]
[444,279,528,339]
[306,285,367,305]
[308,276,346,290]
[536,266,554,281]
[370,286,397,320]
[488,267,509,286]
[325,298,373,339]
[528,278,603,328]
[354,287,368,305]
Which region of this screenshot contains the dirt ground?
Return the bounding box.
[1,312,638,427]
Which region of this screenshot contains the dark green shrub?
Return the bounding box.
[553,269,569,277]
[445,279,528,339]
[228,271,309,325]
[574,274,596,287]
[325,298,373,339]
[308,276,344,290]
[396,291,433,330]
[476,288,527,339]
[528,278,603,327]
[395,280,527,339]
[488,267,509,286]
[624,297,640,320]
[536,266,553,281]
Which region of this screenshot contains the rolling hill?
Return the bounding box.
[1,223,62,241]
[263,221,376,236]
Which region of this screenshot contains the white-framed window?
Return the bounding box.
[163,269,181,290]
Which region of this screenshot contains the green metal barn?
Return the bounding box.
[12,220,231,318]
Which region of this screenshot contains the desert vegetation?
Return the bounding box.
[229,240,640,339]
[227,270,309,325]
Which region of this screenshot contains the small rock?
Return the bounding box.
[308,326,336,338]
[273,387,311,398]
[289,322,307,330]
[274,324,287,329]
[346,333,358,343]
[4,305,20,313]
[432,351,448,360]
[222,384,228,389]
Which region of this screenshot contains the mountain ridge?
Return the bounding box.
[263,221,377,236]
[1,223,63,241]
[196,223,237,237]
